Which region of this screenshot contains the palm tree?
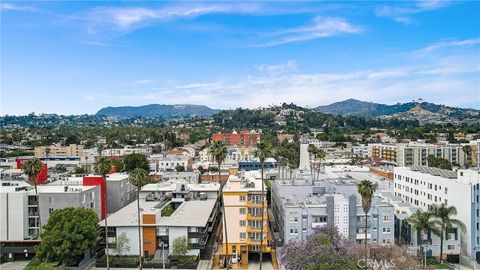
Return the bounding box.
[431,204,466,263]
[314,148,326,180]
[254,142,272,270]
[462,145,472,168]
[22,158,43,236]
[208,140,229,269]
[129,168,150,269]
[307,144,317,179]
[357,179,377,264]
[407,209,441,266]
[95,157,112,270]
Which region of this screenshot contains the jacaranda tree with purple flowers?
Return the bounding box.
[279,225,361,270]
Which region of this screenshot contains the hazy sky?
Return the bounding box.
[1,1,479,115]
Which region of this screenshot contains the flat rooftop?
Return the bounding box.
[101,198,216,228]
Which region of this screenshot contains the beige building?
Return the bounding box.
[34,144,84,158]
[222,170,272,268]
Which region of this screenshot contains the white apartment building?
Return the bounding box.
[394,166,480,262]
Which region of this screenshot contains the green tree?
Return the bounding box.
[172,236,190,256]
[161,204,174,216]
[431,204,466,263]
[407,209,441,265]
[462,145,472,168]
[254,141,272,270]
[95,157,112,270]
[208,140,230,268]
[129,168,150,269]
[22,158,44,236]
[357,179,377,265]
[111,159,125,172]
[113,232,130,258]
[36,208,99,266]
[175,164,185,172]
[74,166,87,175]
[123,153,150,172]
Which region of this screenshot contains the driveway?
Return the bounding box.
[0,261,30,270]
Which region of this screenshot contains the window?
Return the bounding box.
[289,212,299,223]
[240,232,246,239]
[289,228,298,235]
[302,228,307,233]
[382,227,391,233]
[240,208,246,214]
[312,216,327,223]
[48,208,54,214]
[239,220,246,227]
[383,214,391,222]
[239,195,246,202]
[447,245,455,250]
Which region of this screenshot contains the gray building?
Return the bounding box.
[397,142,464,167]
[0,182,101,261]
[105,173,137,214]
[271,175,395,246]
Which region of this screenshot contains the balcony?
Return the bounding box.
[190,236,208,249]
[188,228,208,238]
[311,222,327,228]
[246,200,267,208]
[246,226,264,233]
[356,233,371,240]
[247,213,267,220]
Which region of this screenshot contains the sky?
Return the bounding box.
[1,1,479,115]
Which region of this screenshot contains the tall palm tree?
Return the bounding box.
[407,209,441,266]
[95,157,112,270]
[314,149,326,180]
[129,168,150,269]
[208,140,229,269]
[431,204,466,263]
[254,142,272,270]
[357,179,377,264]
[22,158,43,236]
[307,144,317,179]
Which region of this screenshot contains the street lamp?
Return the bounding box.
[160,241,168,270]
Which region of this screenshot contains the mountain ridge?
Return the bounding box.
[96,104,219,118]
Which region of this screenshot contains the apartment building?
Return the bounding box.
[34,144,84,158]
[270,176,395,246]
[396,142,464,167]
[100,145,151,157]
[150,154,193,172]
[199,146,258,165]
[379,191,461,260]
[394,166,480,262]
[212,130,260,147]
[368,143,397,165]
[222,171,271,267]
[0,183,100,260]
[100,181,220,259]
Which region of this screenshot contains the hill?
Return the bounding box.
[315,99,479,123]
[96,104,219,118]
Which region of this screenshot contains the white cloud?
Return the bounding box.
[252,16,363,47]
[0,3,36,12]
[376,0,450,24]
[257,60,297,74]
[418,38,480,53]
[83,4,263,30]
[134,79,154,85]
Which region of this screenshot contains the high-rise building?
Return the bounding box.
[222,171,271,268]
[394,166,480,262]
